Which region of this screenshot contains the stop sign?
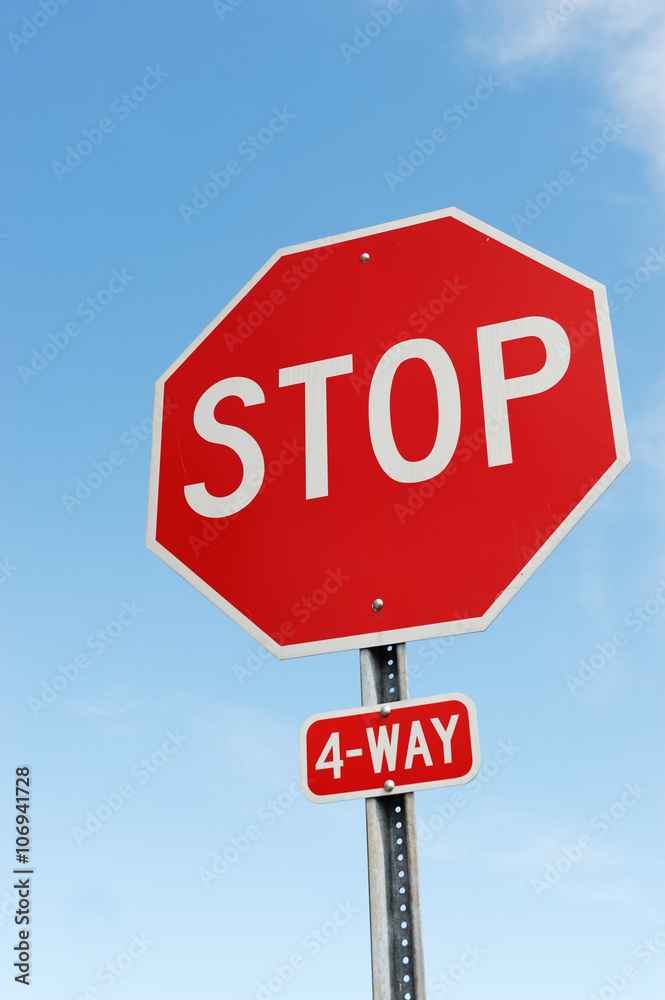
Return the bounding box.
[147,208,629,658]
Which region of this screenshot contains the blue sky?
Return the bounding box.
[1,1,664,997]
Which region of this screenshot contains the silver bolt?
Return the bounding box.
[383,780,395,793]
[380,705,391,717]
[360,252,370,263]
[372,598,384,611]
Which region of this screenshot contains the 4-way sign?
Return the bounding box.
[147,208,629,657]
[300,694,480,802]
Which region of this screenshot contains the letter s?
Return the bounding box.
[633,944,651,965]
[110,98,130,121]
[96,965,115,987]
[420,644,437,666]
[184,377,265,517]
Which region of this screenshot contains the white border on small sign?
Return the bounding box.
[299,692,481,803]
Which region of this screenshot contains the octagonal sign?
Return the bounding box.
[147,208,629,659]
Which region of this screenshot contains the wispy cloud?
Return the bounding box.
[456,0,665,185]
[630,385,665,490]
[68,686,295,778]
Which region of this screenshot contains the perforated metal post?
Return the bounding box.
[361,643,426,1000]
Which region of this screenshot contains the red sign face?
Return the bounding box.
[300,694,480,802]
[147,208,629,658]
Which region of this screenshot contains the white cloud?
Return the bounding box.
[456,0,665,185]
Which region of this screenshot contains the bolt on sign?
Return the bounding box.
[147,208,629,658]
[300,694,480,803]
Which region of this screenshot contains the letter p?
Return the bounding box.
[477,316,570,466]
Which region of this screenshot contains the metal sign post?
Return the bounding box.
[361,643,426,1000]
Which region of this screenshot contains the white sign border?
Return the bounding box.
[299,692,481,804]
[146,207,630,660]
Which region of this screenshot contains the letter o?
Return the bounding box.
[303,257,317,273]
[590,137,606,155]
[365,19,380,36]
[590,653,605,670]
[97,289,113,306]
[106,622,122,638]
[369,339,461,483]
[33,11,49,26]
[483,760,498,777]
[151,750,166,767]
[223,846,239,864]
[77,139,93,156]
[97,804,112,822]
[312,588,327,606]
[644,598,659,616]
[409,150,425,167]
[131,85,147,102]
[203,181,219,199]
[42,343,58,360]
[635,267,650,283]
[86,472,102,489]
[52,675,67,692]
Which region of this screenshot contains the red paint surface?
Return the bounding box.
[153,215,618,651]
[302,697,477,800]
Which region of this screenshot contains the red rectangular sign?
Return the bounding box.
[300,694,480,802]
